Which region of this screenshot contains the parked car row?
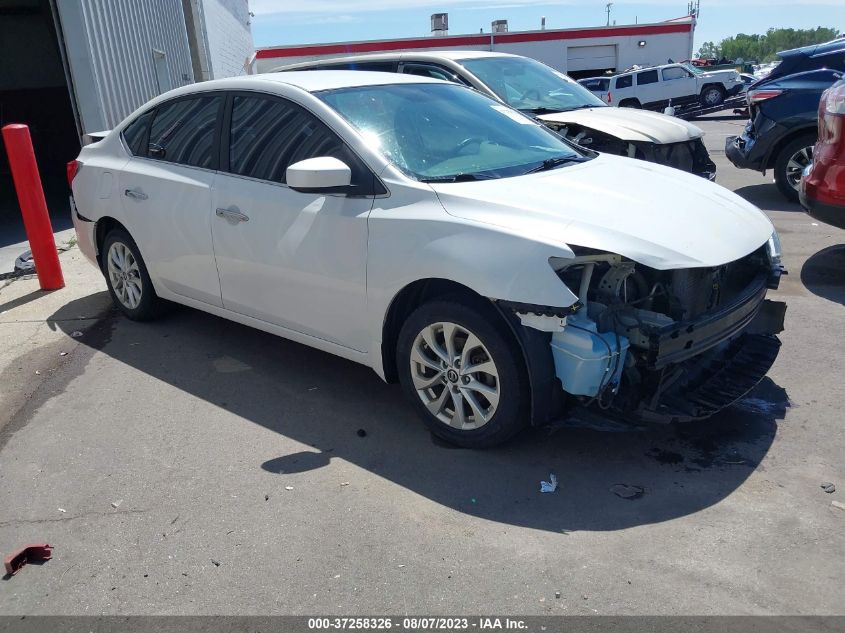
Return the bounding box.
[69,68,786,447]
[578,62,745,110]
[727,38,845,202]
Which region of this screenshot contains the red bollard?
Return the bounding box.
[2,124,65,290]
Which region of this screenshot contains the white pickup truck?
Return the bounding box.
[579,63,745,110]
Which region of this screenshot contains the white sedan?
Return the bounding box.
[70,71,785,447]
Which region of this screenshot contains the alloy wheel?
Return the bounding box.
[785,145,813,191]
[107,242,143,310]
[409,321,500,430]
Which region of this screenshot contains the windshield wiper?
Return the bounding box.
[419,173,497,183]
[523,107,564,115]
[524,155,590,174]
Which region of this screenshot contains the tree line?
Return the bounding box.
[697,27,840,63]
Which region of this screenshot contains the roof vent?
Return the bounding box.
[431,13,448,36]
[492,19,508,33]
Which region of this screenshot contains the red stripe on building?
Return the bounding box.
[255,22,692,60]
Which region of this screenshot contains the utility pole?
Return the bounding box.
[605,3,613,26]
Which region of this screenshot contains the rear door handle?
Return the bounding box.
[124,189,148,200]
[215,206,249,223]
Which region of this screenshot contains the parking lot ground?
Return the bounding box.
[0,116,843,615]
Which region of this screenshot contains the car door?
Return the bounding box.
[210,93,376,352]
[118,94,224,307]
[634,69,662,106]
[661,65,698,101]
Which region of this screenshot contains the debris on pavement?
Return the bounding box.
[111,499,123,509]
[59,351,68,356]
[264,494,269,501]
[540,473,558,493]
[610,484,645,500]
[832,501,845,512]
[58,508,66,513]
[3,544,53,577]
[211,559,221,567]
[821,482,836,494]
[555,591,561,599]
[70,331,83,338]
[285,486,294,491]
[340,481,349,486]
[34,370,40,375]
[356,429,367,437]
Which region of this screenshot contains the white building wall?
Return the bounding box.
[256,24,694,75]
[201,0,253,77]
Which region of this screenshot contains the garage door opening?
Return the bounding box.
[0,0,79,263]
[566,44,617,80]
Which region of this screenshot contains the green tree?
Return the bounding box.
[696,41,721,58]
[715,27,840,63]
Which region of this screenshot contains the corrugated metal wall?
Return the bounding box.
[56,0,195,134]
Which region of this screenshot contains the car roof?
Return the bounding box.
[779,38,845,59]
[274,50,520,70]
[163,70,445,99]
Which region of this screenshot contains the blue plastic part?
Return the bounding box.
[549,314,629,397]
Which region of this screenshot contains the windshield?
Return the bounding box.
[456,56,607,112]
[318,83,587,181]
[683,63,705,75]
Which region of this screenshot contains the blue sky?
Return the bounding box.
[249,1,844,53]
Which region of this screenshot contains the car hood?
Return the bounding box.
[429,154,773,270]
[537,107,703,144]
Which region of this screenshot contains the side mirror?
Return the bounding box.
[286,157,352,194]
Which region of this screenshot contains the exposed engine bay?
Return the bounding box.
[545,122,717,181]
[514,246,786,424]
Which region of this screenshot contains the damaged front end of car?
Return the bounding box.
[503,240,786,425]
[545,122,717,181]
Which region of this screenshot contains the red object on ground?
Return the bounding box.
[801,79,845,229]
[1,123,65,290]
[3,544,53,576]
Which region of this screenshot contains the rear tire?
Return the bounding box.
[774,133,815,202]
[101,228,165,321]
[396,296,529,448]
[618,99,641,109]
[700,85,725,107]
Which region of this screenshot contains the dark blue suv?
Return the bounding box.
[726,40,845,201]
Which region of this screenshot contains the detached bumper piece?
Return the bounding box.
[639,333,782,423]
[3,543,53,577]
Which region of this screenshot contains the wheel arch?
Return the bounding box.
[764,126,817,170]
[380,277,563,426]
[94,216,129,269]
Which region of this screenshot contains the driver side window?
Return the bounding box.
[662,67,689,81]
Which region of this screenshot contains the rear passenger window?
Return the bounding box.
[228,95,366,186]
[615,74,633,89]
[147,95,222,168]
[636,70,659,85]
[122,111,153,155]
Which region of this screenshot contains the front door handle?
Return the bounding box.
[215,206,249,223]
[124,188,148,200]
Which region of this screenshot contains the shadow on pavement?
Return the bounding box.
[48,293,789,533]
[733,183,803,213]
[801,244,845,306]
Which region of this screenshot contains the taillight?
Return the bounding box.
[66,159,80,189]
[747,89,783,105]
[607,91,612,104]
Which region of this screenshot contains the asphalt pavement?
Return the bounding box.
[0,114,843,615]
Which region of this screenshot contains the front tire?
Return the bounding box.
[700,85,725,107]
[774,133,815,202]
[396,297,528,448]
[618,99,641,109]
[101,228,164,321]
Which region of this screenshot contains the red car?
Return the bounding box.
[800,79,845,229]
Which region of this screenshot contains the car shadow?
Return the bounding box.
[48,294,788,533]
[801,244,845,306]
[733,183,803,213]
